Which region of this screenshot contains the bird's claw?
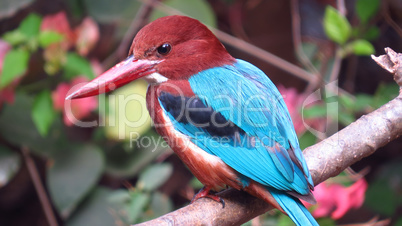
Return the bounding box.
[191,186,226,208]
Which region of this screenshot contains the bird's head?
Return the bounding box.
[66,15,235,99]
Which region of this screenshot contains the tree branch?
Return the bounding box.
[135,48,402,225]
[138,0,319,84]
[22,147,58,226]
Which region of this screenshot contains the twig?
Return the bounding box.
[134,48,402,225]
[138,0,319,83]
[290,0,322,92]
[139,0,352,101]
[213,29,316,82]
[371,47,402,88]
[328,49,342,82]
[328,1,346,83]
[102,0,158,68]
[337,0,346,15]
[382,0,402,38]
[22,147,58,226]
[343,55,358,93]
[290,0,320,77]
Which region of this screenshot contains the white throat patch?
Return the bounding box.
[143,72,168,84]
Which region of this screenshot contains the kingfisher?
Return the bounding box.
[67,15,318,225]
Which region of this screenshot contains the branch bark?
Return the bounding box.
[135,48,402,225]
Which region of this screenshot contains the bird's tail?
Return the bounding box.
[270,189,319,226]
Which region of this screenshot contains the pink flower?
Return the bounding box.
[90,59,104,76]
[40,12,100,75]
[41,11,74,75]
[0,39,11,72]
[41,11,75,48]
[52,76,98,126]
[278,85,306,135]
[75,17,99,56]
[278,85,324,136]
[303,178,368,219]
[41,12,99,56]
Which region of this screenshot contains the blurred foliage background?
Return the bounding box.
[0,0,401,225]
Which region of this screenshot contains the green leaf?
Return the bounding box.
[0,49,29,88]
[127,191,150,223]
[66,0,85,19]
[19,13,42,38]
[298,131,317,150]
[346,39,375,56]
[396,217,402,226]
[278,214,294,226]
[302,105,327,119]
[38,31,64,47]
[366,179,396,216]
[373,83,399,108]
[64,52,95,79]
[104,131,166,178]
[317,218,336,226]
[150,191,173,218]
[190,176,204,189]
[364,26,380,41]
[32,90,56,137]
[356,0,380,23]
[47,145,105,219]
[2,30,27,46]
[150,0,216,28]
[338,112,355,126]
[66,187,117,226]
[300,42,319,61]
[354,94,374,112]
[136,163,172,191]
[339,94,355,109]
[323,6,352,45]
[365,160,402,216]
[84,0,141,40]
[84,0,141,23]
[108,189,131,204]
[0,93,67,157]
[0,145,21,188]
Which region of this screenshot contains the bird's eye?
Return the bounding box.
[157,43,172,55]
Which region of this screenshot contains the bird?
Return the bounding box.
[67,15,318,226]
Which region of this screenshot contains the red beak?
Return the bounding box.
[66,55,161,99]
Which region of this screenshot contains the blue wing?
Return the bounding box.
[159,59,313,195]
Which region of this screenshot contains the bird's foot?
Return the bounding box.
[191,186,225,208]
